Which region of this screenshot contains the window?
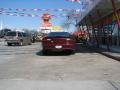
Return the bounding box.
[18,32,22,37]
[6,32,16,36]
[48,32,71,37]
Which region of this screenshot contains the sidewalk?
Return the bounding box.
[89,45,120,61]
[100,45,120,53]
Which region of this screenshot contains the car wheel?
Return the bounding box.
[42,50,49,55]
[71,50,75,54]
[7,43,12,46]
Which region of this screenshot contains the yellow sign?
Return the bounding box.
[52,26,61,31]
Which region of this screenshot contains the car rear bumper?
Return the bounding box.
[6,40,20,43]
[42,44,76,52]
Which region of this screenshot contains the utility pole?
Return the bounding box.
[0,20,3,30]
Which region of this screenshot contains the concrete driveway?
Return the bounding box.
[0,43,120,90]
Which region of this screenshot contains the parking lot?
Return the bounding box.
[0,42,120,90]
[0,42,120,80]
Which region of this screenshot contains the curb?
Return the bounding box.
[98,52,120,61]
[88,46,120,61]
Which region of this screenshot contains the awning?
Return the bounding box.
[78,0,120,25]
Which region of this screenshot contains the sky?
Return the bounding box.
[0,0,85,32]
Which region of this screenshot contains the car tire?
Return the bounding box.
[71,50,75,54]
[7,43,12,46]
[42,50,49,55]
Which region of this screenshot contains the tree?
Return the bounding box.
[61,10,80,32]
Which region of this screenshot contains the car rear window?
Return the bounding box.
[48,32,71,37]
[6,32,16,36]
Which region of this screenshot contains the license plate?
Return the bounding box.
[55,45,62,49]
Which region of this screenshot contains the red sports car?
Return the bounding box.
[42,32,76,54]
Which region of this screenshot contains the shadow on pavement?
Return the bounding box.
[36,50,73,56]
[36,43,96,56]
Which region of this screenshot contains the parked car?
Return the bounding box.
[5,31,32,46]
[42,32,76,54]
[0,29,11,38]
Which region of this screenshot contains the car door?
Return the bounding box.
[21,32,27,45]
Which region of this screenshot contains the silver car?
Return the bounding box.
[5,31,32,46]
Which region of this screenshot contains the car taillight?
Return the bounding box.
[46,38,51,41]
[66,38,71,41]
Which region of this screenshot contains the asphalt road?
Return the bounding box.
[0,42,120,90]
